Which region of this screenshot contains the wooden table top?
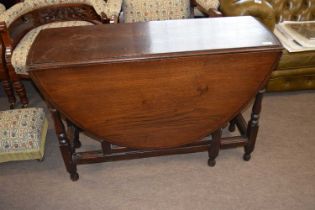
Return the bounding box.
[27,17,282,149]
[27,16,281,70]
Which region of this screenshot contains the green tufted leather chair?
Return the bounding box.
[219,0,315,91]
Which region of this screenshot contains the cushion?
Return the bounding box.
[0,108,48,163]
[12,21,93,75]
[122,0,192,23]
[0,0,122,27]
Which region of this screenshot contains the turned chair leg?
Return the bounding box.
[6,62,29,107]
[208,128,222,167]
[2,79,16,109]
[12,80,28,107]
[244,89,265,161]
[1,60,16,108]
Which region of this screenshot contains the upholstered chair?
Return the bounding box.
[0,3,13,108]
[0,0,122,108]
[0,107,48,163]
[219,0,315,91]
[119,0,221,23]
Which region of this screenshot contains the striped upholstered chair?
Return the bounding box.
[0,107,48,163]
[0,0,122,108]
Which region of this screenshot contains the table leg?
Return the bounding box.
[208,128,222,167]
[228,117,237,132]
[244,88,265,161]
[66,120,81,149]
[50,106,79,181]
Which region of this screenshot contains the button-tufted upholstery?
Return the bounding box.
[219,0,315,91]
[265,0,315,23]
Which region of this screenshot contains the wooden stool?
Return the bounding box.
[0,108,48,163]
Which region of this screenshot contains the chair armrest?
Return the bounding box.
[0,0,122,27]
[194,0,222,17]
[219,0,276,30]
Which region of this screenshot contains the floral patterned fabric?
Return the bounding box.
[0,108,48,163]
[121,0,220,23]
[122,0,191,23]
[12,21,93,75]
[0,0,122,27]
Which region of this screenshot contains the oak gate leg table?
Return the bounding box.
[26,17,282,181]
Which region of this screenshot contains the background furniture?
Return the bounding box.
[27,17,281,180]
[0,3,14,108]
[119,0,221,23]
[0,0,121,108]
[0,107,47,163]
[219,0,315,92]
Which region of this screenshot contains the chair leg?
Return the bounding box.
[208,128,222,167]
[6,62,29,107]
[12,80,28,107]
[2,79,16,109]
[244,88,265,161]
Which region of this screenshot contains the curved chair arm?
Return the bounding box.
[0,0,122,27]
[219,0,276,30]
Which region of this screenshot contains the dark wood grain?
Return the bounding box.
[28,16,282,149]
[26,17,282,180]
[31,51,280,149]
[27,17,281,70]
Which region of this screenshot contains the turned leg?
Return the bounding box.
[244,88,265,161]
[73,126,81,148]
[12,79,28,107]
[208,128,222,167]
[1,78,16,109]
[1,53,16,108]
[7,65,28,107]
[228,117,237,132]
[66,121,81,149]
[50,107,79,181]
[1,23,28,107]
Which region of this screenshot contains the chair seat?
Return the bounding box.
[0,108,48,163]
[12,21,94,75]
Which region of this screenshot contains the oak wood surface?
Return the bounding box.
[27,17,282,149]
[27,17,280,69]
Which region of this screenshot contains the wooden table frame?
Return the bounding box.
[27,17,282,181]
[49,89,264,181]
